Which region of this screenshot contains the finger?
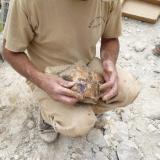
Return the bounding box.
[100,81,114,91]
[100,71,117,91]
[57,86,82,99]
[109,70,117,84]
[56,95,78,105]
[58,78,75,88]
[100,87,111,98]
[102,84,118,101]
[102,82,118,101]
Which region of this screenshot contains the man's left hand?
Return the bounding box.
[100,59,119,101]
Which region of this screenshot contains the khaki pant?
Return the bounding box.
[28,58,140,137]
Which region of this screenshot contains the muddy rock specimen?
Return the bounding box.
[46,63,104,104]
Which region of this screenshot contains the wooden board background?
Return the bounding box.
[122,0,160,23]
[141,0,160,5]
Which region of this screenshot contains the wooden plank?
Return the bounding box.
[122,0,160,23]
[140,0,160,5]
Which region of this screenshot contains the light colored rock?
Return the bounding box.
[30,132,35,139]
[157,142,160,147]
[27,120,35,130]
[24,137,30,143]
[109,151,119,160]
[101,147,110,157]
[123,54,132,61]
[150,85,157,88]
[117,140,142,160]
[133,117,149,132]
[154,70,160,74]
[142,99,160,120]
[14,155,20,160]
[105,121,129,143]
[71,153,81,160]
[104,111,121,122]
[134,42,146,52]
[0,127,6,134]
[87,129,107,148]
[104,134,113,147]
[9,109,28,134]
[136,28,141,32]
[155,153,160,160]
[147,124,157,132]
[121,109,131,122]
[92,146,99,153]
[95,152,108,160]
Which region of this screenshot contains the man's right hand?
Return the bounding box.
[3,48,80,105]
[39,74,81,105]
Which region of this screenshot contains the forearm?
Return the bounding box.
[100,38,119,65]
[100,38,119,100]
[3,43,44,88]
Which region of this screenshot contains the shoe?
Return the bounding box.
[153,44,160,56]
[38,114,58,143]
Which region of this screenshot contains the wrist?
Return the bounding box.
[102,58,115,66]
[101,53,117,65]
[28,67,45,89]
[102,59,117,73]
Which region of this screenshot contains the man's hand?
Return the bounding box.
[3,47,80,106]
[100,38,119,101]
[100,59,118,101]
[40,74,81,105]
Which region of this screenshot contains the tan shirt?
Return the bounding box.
[4,0,122,72]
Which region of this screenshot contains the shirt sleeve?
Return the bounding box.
[3,0,34,52]
[102,0,122,38]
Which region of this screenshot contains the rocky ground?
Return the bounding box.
[0,18,160,160]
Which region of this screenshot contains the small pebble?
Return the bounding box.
[154,70,160,74]
[71,153,81,159]
[147,124,157,132]
[24,137,30,143]
[27,120,35,130]
[0,114,3,119]
[92,146,99,153]
[134,42,146,52]
[155,153,160,160]
[14,155,19,160]
[30,132,35,139]
[150,85,156,88]
[136,28,141,32]
[157,142,160,147]
[0,127,6,134]
[123,54,132,61]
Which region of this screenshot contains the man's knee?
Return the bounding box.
[122,77,141,107]
[56,111,97,138]
[116,67,141,107]
[71,113,97,137]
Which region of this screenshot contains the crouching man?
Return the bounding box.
[3,0,140,143]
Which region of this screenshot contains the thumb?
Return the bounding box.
[58,78,75,88]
